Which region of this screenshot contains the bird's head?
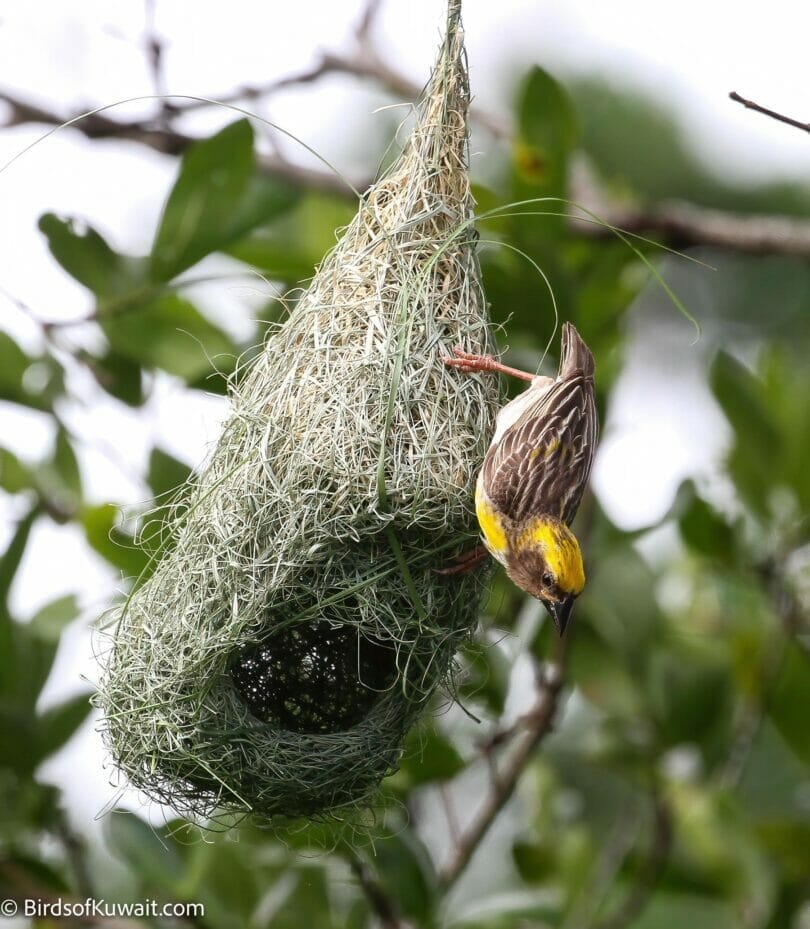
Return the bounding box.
[505,516,586,635]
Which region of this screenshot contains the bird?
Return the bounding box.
[442,322,598,635]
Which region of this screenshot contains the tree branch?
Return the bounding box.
[5,16,810,258]
[0,88,192,154]
[438,643,568,890]
[355,0,385,43]
[0,87,367,195]
[349,855,408,929]
[730,91,810,135]
[169,49,509,140]
[8,83,810,259]
[569,158,810,258]
[573,195,810,259]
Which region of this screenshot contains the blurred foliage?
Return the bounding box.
[1,57,809,929]
[571,80,810,218]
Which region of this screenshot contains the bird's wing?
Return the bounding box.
[482,374,597,524]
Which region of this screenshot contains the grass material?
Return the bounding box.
[96,1,500,822]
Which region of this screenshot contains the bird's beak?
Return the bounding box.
[546,595,575,636]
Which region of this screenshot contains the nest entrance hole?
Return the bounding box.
[230,623,399,734]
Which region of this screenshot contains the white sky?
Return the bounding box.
[0,0,807,830]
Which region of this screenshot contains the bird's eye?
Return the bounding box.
[542,572,553,587]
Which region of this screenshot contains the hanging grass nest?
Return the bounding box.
[97,0,499,821]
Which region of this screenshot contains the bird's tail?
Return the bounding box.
[559,322,595,379]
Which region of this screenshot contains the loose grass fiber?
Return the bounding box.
[98,0,500,822]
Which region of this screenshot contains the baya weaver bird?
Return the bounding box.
[443,322,598,634]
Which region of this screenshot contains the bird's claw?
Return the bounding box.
[435,544,489,575]
[441,346,497,374]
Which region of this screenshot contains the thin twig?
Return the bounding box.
[5,9,810,259]
[6,84,810,258]
[729,91,810,134]
[439,782,462,847]
[143,0,168,110]
[438,639,568,890]
[178,48,510,139]
[355,0,385,44]
[349,855,407,929]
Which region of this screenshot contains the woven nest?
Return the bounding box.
[97,1,500,821]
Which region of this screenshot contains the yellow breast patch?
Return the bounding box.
[475,486,508,561]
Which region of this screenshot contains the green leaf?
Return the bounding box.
[458,640,511,715]
[768,644,810,765]
[105,811,184,889]
[263,866,332,929]
[617,892,736,929]
[54,426,82,497]
[151,120,252,279]
[514,66,578,202]
[0,630,62,721]
[226,192,354,281]
[227,172,300,243]
[566,624,646,719]
[513,840,556,883]
[710,351,777,449]
[0,506,38,612]
[0,707,32,770]
[35,692,92,761]
[518,67,579,158]
[170,830,263,924]
[579,545,662,669]
[646,646,732,749]
[140,448,194,552]
[29,594,80,642]
[371,832,437,923]
[100,293,235,382]
[0,447,32,494]
[38,213,146,298]
[400,725,465,785]
[3,851,70,893]
[31,427,83,518]
[758,346,810,515]
[710,352,780,515]
[678,487,736,563]
[82,504,150,578]
[82,348,144,406]
[738,720,810,823]
[0,333,65,412]
[147,448,193,501]
[480,248,566,341]
[0,331,31,406]
[670,786,776,914]
[150,120,298,281]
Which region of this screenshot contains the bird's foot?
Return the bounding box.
[436,544,490,575]
[441,347,535,382]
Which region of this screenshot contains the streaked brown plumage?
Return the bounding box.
[481,322,597,526]
[443,322,598,633]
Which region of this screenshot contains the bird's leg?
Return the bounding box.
[436,544,490,575]
[442,347,536,383]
